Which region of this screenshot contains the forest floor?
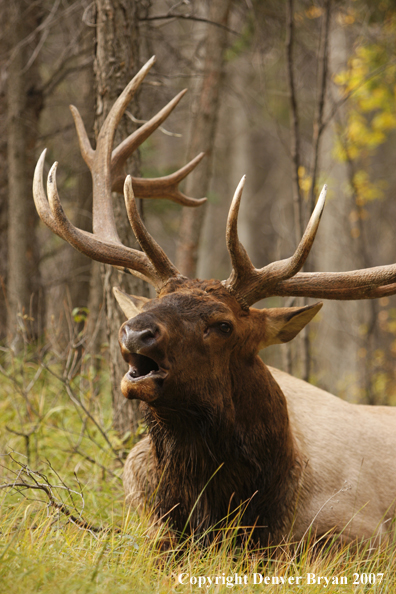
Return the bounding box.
[0,342,395,593]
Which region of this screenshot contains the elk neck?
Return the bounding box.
[141,354,302,544]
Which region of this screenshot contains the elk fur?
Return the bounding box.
[119,280,396,547]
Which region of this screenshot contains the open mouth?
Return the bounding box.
[121,351,168,402]
[127,353,164,382]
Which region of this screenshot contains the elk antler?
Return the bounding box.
[223,177,396,307]
[33,56,202,290]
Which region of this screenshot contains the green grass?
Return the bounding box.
[1,343,396,593]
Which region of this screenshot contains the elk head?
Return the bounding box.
[33,57,396,412]
[114,177,326,408]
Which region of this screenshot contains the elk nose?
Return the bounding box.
[121,324,159,353]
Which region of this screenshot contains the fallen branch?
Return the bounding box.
[1,454,119,535]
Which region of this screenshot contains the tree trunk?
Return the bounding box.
[176,0,232,277]
[69,50,95,315]
[68,42,101,355]
[93,0,147,436]
[6,0,44,344]
[0,1,7,341]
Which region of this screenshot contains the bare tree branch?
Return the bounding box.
[320,60,396,140]
[41,55,93,98]
[176,0,233,277]
[67,448,123,483]
[309,0,332,213]
[1,454,115,535]
[140,13,239,36]
[44,365,124,465]
[6,0,82,69]
[286,0,303,243]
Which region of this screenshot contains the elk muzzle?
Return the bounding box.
[119,316,169,402]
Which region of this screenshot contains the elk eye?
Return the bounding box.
[218,322,232,334]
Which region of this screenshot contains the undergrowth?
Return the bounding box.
[0,338,395,593]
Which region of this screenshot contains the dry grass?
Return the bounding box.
[1,341,395,593]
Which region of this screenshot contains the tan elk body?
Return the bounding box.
[271,368,396,542]
[122,365,396,544]
[118,283,396,546]
[33,58,396,547]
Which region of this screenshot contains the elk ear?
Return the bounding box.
[113,287,151,319]
[258,302,323,348]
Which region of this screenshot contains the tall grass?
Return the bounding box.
[1,338,395,593]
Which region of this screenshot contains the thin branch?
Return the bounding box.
[42,365,123,464]
[41,56,93,98]
[6,422,41,464]
[68,448,123,483]
[0,365,41,418]
[286,0,303,243]
[321,59,396,138]
[1,461,109,535]
[125,111,182,138]
[21,27,49,73]
[7,0,80,68]
[140,13,239,36]
[309,0,332,212]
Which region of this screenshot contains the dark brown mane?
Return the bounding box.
[141,342,300,545]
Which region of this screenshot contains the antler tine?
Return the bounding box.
[123,176,185,287]
[33,149,65,239]
[223,180,327,307]
[263,184,326,279]
[112,152,207,206]
[369,283,396,298]
[89,56,156,242]
[69,105,94,168]
[44,162,158,284]
[222,177,396,303]
[33,56,205,291]
[223,175,255,291]
[110,89,207,206]
[111,88,187,176]
[98,56,157,158]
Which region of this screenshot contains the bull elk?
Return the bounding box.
[33,57,396,548]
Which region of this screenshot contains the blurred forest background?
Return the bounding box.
[2,0,396,437]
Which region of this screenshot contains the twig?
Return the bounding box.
[1,455,114,535]
[42,59,93,98]
[320,60,396,142]
[309,0,332,212]
[0,364,41,419]
[2,481,106,533]
[140,13,239,36]
[68,448,123,483]
[285,0,303,243]
[5,423,41,465]
[126,111,182,138]
[42,364,123,464]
